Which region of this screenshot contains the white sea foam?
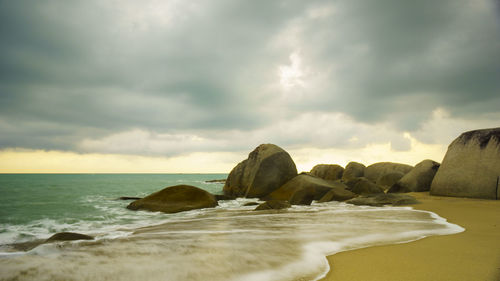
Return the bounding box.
[0,199,464,281]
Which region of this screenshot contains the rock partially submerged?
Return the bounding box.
[117,196,143,200]
[9,232,94,252]
[223,144,297,198]
[254,200,291,211]
[205,179,226,183]
[346,193,419,207]
[389,160,440,193]
[310,164,344,181]
[127,185,218,213]
[45,232,94,243]
[431,128,500,199]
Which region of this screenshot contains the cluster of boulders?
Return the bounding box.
[125,127,500,214]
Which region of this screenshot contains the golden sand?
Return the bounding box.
[321,192,500,281]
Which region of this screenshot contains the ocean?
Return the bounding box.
[0,174,463,281]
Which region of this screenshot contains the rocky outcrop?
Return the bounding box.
[263,174,338,205]
[223,144,297,198]
[346,193,419,207]
[254,200,291,210]
[310,164,344,181]
[9,232,94,252]
[127,185,218,213]
[341,162,366,181]
[430,128,500,199]
[389,160,440,193]
[45,232,94,243]
[364,162,413,184]
[345,177,385,195]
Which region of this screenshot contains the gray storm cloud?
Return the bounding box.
[0,0,499,155]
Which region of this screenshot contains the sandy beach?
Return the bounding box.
[321,192,500,281]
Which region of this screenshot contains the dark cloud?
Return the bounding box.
[0,0,498,155]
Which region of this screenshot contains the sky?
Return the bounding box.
[0,0,499,173]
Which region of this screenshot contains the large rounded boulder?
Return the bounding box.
[389,159,440,193]
[430,128,500,199]
[310,164,344,181]
[341,162,366,181]
[223,144,297,198]
[263,173,345,205]
[127,185,218,213]
[364,162,413,184]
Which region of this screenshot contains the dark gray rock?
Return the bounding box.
[341,162,366,181]
[127,185,218,213]
[345,177,385,195]
[389,160,440,193]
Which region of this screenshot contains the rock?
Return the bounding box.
[9,232,94,252]
[430,128,500,199]
[377,172,404,190]
[389,160,440,193]
[345,177,384,195]
[127,185,218,213]
[243,202,260,206]
[205,179,226,183]
[318,184,357,202]
[117,196,143,200]
[346,193,419,207]
[214,194,235,201]
[254,200,291,210]
[263,174,339,205]
[223,144,297,198]
[310,164,344,181]
[364,162,413,184]
[45,232,94,243]
[341,162,366,181]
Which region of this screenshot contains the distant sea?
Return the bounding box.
[0,174,463,281]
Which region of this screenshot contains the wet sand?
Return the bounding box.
[321,192,500,281]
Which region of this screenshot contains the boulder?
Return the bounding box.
[254,200,291,211]
[318,185,357,203]
[117,196,142,200]
[223,144,297,198]
[243,202,260,206]
[310,164,344,181]
[377,172,404,190]
[214,194,235,201]
[341,162,366,181]
[263,173,339,205]
[345,177,385,195]
[389,160,440,193]
[10,232,94,252]
[430,128,500,199]
[127,185,218,213]
[364,162,413,184]
[45,232,94,243]
[346,193,419,207]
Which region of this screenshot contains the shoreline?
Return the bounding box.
[320,192,500,281]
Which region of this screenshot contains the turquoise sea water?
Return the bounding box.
[0,174,226,244]
[0,174,464,281]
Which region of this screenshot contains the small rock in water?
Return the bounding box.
[205,179,226,183]
[45,232,94,243]
[117,196,143,200]
[254,200,291,210]
[243,202,260,206]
